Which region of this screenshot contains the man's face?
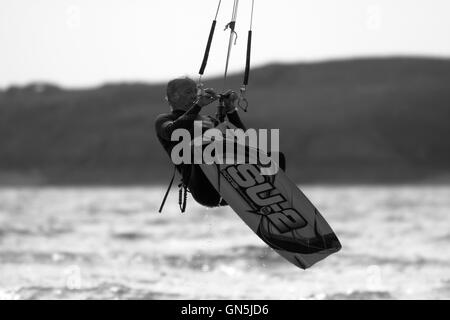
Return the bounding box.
[170,81,198,111]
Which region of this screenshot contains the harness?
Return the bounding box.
[198,0,255,112]
[158,0,255,213]
[158,165,190,214]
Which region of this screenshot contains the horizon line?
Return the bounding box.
[1,53,449,91]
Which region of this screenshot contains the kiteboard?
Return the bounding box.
[195,121,342,269]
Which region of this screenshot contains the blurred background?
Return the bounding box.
[0,0,449,300]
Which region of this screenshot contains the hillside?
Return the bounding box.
[0,57,449,185]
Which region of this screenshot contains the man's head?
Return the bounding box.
[166,77,198,111]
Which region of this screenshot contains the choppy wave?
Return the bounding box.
[0,251,99,264]
[0,186,449,299]
[13,283,182,300]
[310,290,395,300]
[338,253,450,268]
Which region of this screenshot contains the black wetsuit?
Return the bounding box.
[155,104,246,207]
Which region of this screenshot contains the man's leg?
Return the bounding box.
[279,152,286,171]
[187,165,225,208]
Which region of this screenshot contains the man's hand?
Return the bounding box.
[223,90,238,113]
[197,88,218,108]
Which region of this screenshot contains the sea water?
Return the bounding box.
[0,185,448,300]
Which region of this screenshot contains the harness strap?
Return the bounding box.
[178,182,188,213]
[158,165,177,213]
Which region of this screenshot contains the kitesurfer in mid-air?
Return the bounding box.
[155,77,247,208]
[155,77,286,211]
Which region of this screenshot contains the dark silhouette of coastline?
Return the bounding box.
[0,57,449,185]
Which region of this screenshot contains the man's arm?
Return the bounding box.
[222,90,247,130]
[155,104,202,141]
[155,88,219,141]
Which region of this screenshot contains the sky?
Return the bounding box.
[1,0,449,88]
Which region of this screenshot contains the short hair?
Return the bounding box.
[166,77,196,103]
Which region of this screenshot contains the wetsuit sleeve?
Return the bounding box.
[226,110,247,131]
[155,104,202,141]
